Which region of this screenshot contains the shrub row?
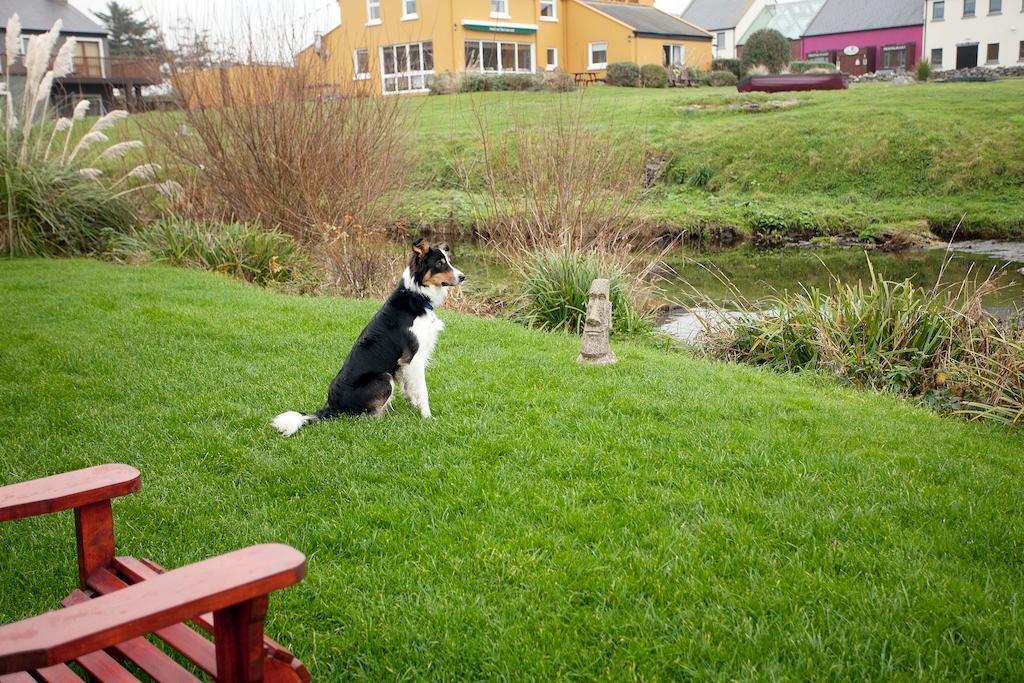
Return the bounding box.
[606,62,671,88]
[429,70,575,94]
[789,61,838,73]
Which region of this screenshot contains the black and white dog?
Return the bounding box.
[272,239,465,436]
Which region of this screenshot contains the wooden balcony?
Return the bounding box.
[57,56,163,86]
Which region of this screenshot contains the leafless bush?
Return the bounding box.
[463,93,652,256]
[149,46,412,244]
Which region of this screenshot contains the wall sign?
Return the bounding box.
[462,21,537,34]
[843,46,860,56]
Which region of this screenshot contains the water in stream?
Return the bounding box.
[457,243,1024,343]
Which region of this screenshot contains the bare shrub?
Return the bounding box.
[150,53,412,244]
[459,93,664,333]
[314,218,405,298]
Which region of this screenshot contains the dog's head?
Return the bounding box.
[408,239,466,289]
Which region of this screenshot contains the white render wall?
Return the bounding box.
[923,0,1023,68]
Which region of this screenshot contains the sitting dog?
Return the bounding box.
[272,239,465,436]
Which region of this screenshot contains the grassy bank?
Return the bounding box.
[2,260,1023,679]
[401,79,1024,240]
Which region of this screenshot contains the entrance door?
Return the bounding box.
[955,44,979,69]
[838,47,875,75]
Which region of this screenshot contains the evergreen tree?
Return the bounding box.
[94,2,162,57]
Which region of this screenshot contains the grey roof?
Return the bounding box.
[586,2,711,40]
[681,0,756,31]
[739,0,826,43]
[803,0,922,37]
[0,0,107,36]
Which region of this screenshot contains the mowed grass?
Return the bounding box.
[2,259,1023,680]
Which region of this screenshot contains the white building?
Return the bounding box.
[922,0,1023,69]
[680,0,762,60]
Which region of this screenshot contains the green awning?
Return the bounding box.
[462,22,537,35]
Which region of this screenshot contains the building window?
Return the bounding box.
[73,40,104,78]
[964,0,976,15]
[933,0,945,19]
[882,44,908,69]
[354,48,370,79]
[588,41,608,69]
[540,0,557,20]
[716,32,725,49]
[1020,40,1024,61]
[986,42,999,62]
[402,0,417,18]
[662,44,684,67]
[931,47,943,67]
[989,0,1002,12]
[367,0,381,23]
[381,41,433,93]
[490,0,509,17]
[464,40,533,72]
[807,50,832,63]
[546,47,558,70]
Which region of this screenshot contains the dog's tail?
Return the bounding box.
[272,407,337,437]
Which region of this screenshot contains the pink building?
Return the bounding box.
[800,0,923,75]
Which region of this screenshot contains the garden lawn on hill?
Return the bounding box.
[1,259,1023,679]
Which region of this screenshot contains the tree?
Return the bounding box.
[740,29,791,75]
[93,1,162,57]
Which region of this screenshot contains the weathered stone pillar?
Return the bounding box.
[577,278,617,365]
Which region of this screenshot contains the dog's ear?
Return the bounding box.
[436,242,450,254]
[411,238,429,258]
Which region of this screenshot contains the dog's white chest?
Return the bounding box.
[410,311,444,364]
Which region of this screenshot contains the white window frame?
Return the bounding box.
[366,0,381,25]
[545,47,558,70]
[588,41,608,70]
[380,41,434,95]
[65,37,106,79]
[716,32,726,49]
[663,43,684,67]
[464,40,535,73]
[402,0,418,20]
[490,0,510,19]
[353,48,370,80]
[540,0,557,21]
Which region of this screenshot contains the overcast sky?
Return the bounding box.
[72,0,690,54]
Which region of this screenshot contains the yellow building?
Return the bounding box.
[298,0,711,95]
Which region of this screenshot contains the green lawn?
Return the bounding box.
[2,259,1023,679]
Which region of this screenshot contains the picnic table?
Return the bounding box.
[573,71,599,86]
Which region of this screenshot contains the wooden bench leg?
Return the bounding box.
[74,500,114,589]
[214,596,268,683]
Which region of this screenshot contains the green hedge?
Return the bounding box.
[711,58,741,78]
[640,64,668,88]
[606,62,640,87]
[789,61,838,73]
[710,70,738,87]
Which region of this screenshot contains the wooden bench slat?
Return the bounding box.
[0,673,37,683]
[114,557,310,682]
[92,563,218,677]
[70,574,201,683]
[33,664,85,682]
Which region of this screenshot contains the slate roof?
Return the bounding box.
[0,0,107,36]
[680,0,756,31]
[739,0,826,43]
[586,1,711,40]
[803,0,922,37]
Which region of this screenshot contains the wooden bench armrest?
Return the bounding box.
[0,544,306,674]
[0,465,141,523]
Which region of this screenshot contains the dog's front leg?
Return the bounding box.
[399,362,431,418]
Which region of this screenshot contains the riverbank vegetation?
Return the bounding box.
[2,259,1023,679]
[699,262,1023,425]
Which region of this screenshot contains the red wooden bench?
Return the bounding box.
[0,464,310,683]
